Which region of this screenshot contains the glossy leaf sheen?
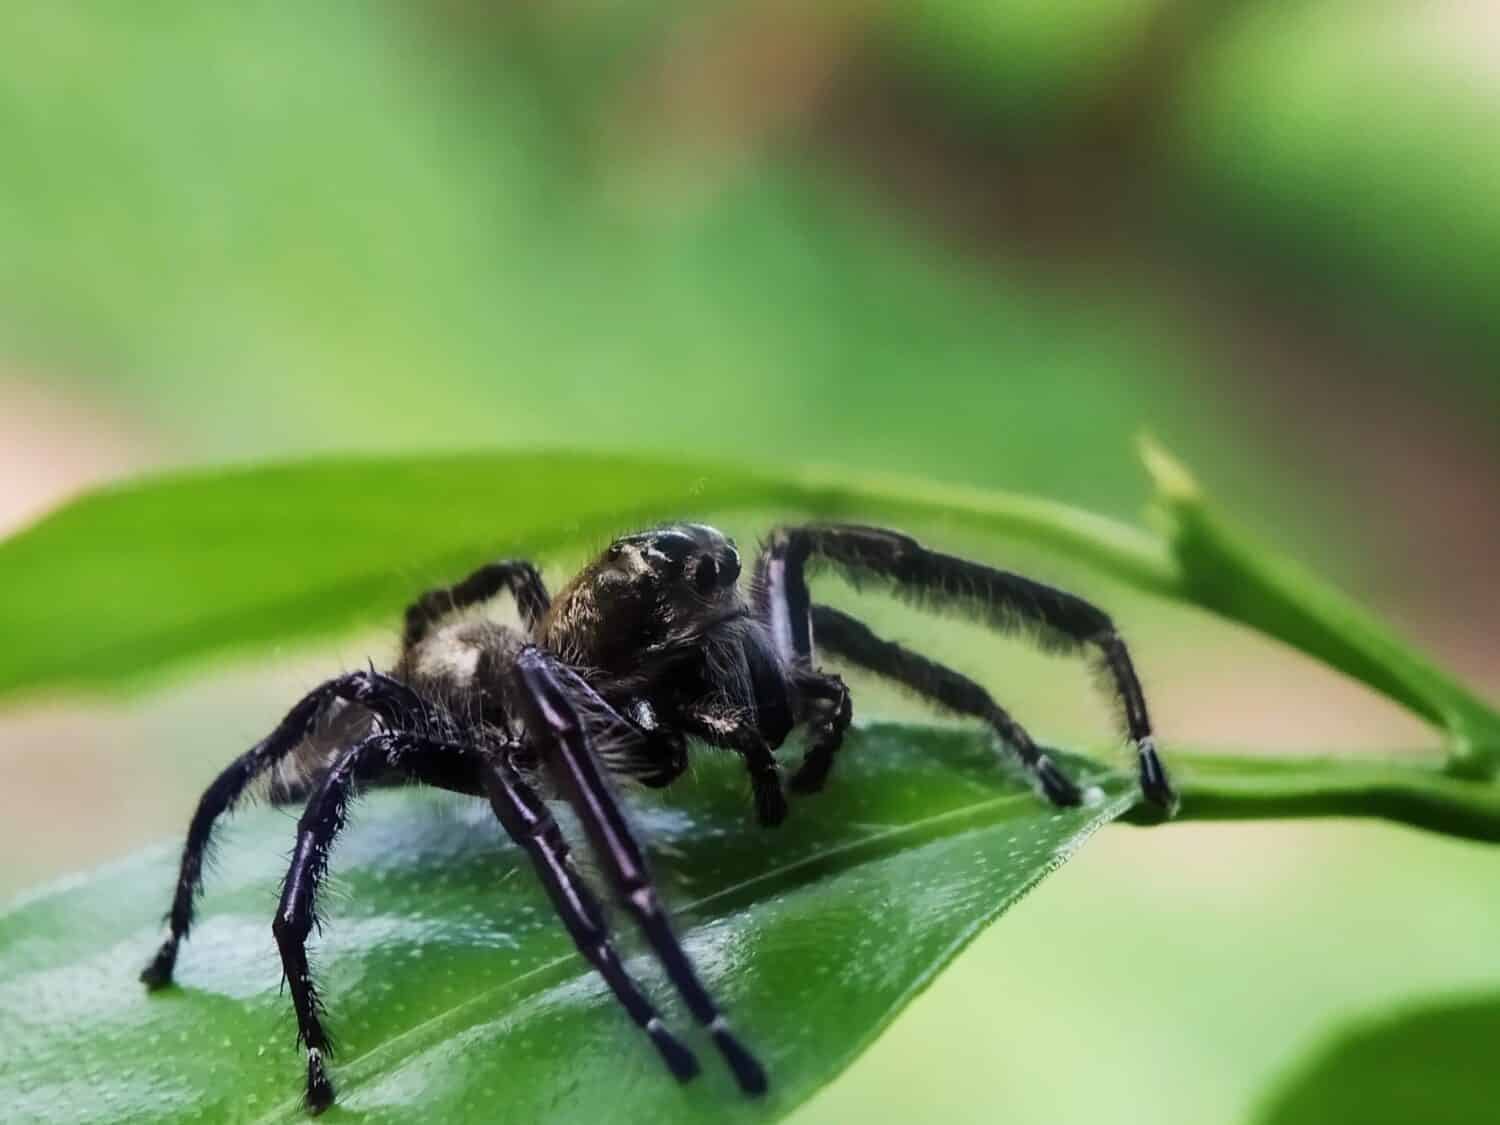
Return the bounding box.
[0,725,1133,1124]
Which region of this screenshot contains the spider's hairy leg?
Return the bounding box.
[512,647,769,1096]
[810,605,1085,805]
[744,529,854,793]
[481,752,700,1082]
[271,730,408,1114]
[782,671,852,797]
[757,523,1176,812]
[402,559,550,650]
[140,670,429,990]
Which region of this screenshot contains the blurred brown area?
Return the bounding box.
[0,376,159,536]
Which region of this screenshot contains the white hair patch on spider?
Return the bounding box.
[411,625,483,684]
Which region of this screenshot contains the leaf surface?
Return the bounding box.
[0,725,1131,1124]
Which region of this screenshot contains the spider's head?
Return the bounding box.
[543,523,747,671]
[604,524,742,600]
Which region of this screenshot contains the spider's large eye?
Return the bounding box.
[693,555,718,595]
[651,531,696,565]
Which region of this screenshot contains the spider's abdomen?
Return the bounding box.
[394,618,520,728]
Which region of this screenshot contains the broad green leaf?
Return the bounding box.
[6,447,1497,770]
[1254,991,1500,1125]
[0,724,1132,1124]
[0,451,1172,703]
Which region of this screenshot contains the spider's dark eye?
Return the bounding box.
[694,555,718,595]
[721,545,741,585]
[652,531,696,564]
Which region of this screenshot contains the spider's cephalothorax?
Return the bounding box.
[140,521,1176,1113]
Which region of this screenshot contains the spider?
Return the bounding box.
[139,521,1176,1112]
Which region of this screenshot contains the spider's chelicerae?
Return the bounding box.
[140,522,1176,1112]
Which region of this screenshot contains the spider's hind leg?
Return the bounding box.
[271,725,699,1115]
[140,670,428,990]
[271,730,435,1113]
[401,559,550,651]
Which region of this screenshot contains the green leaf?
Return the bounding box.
[1254,991,1500,1125]
[1139,438,1500,772]
[8,446,1495,761]
[0,451,1173,703]
[0,724,1132,1124]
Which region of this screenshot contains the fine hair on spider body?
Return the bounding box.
[140,520,1176,1113]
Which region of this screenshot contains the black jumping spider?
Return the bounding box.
[140,522,1175,1112]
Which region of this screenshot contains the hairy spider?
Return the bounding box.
[140,522,1176,1112]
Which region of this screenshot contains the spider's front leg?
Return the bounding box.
[480,750,700,1083]
[810,604,1086,805]
[784,671,852,796]
[754,523,1176,812]
[512,647,769,1095]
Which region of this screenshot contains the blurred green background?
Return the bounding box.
[2,2,1498,1123]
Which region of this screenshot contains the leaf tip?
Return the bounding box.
[1136,433,1201,506]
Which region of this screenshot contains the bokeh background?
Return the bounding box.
[3,2,1498,1123]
